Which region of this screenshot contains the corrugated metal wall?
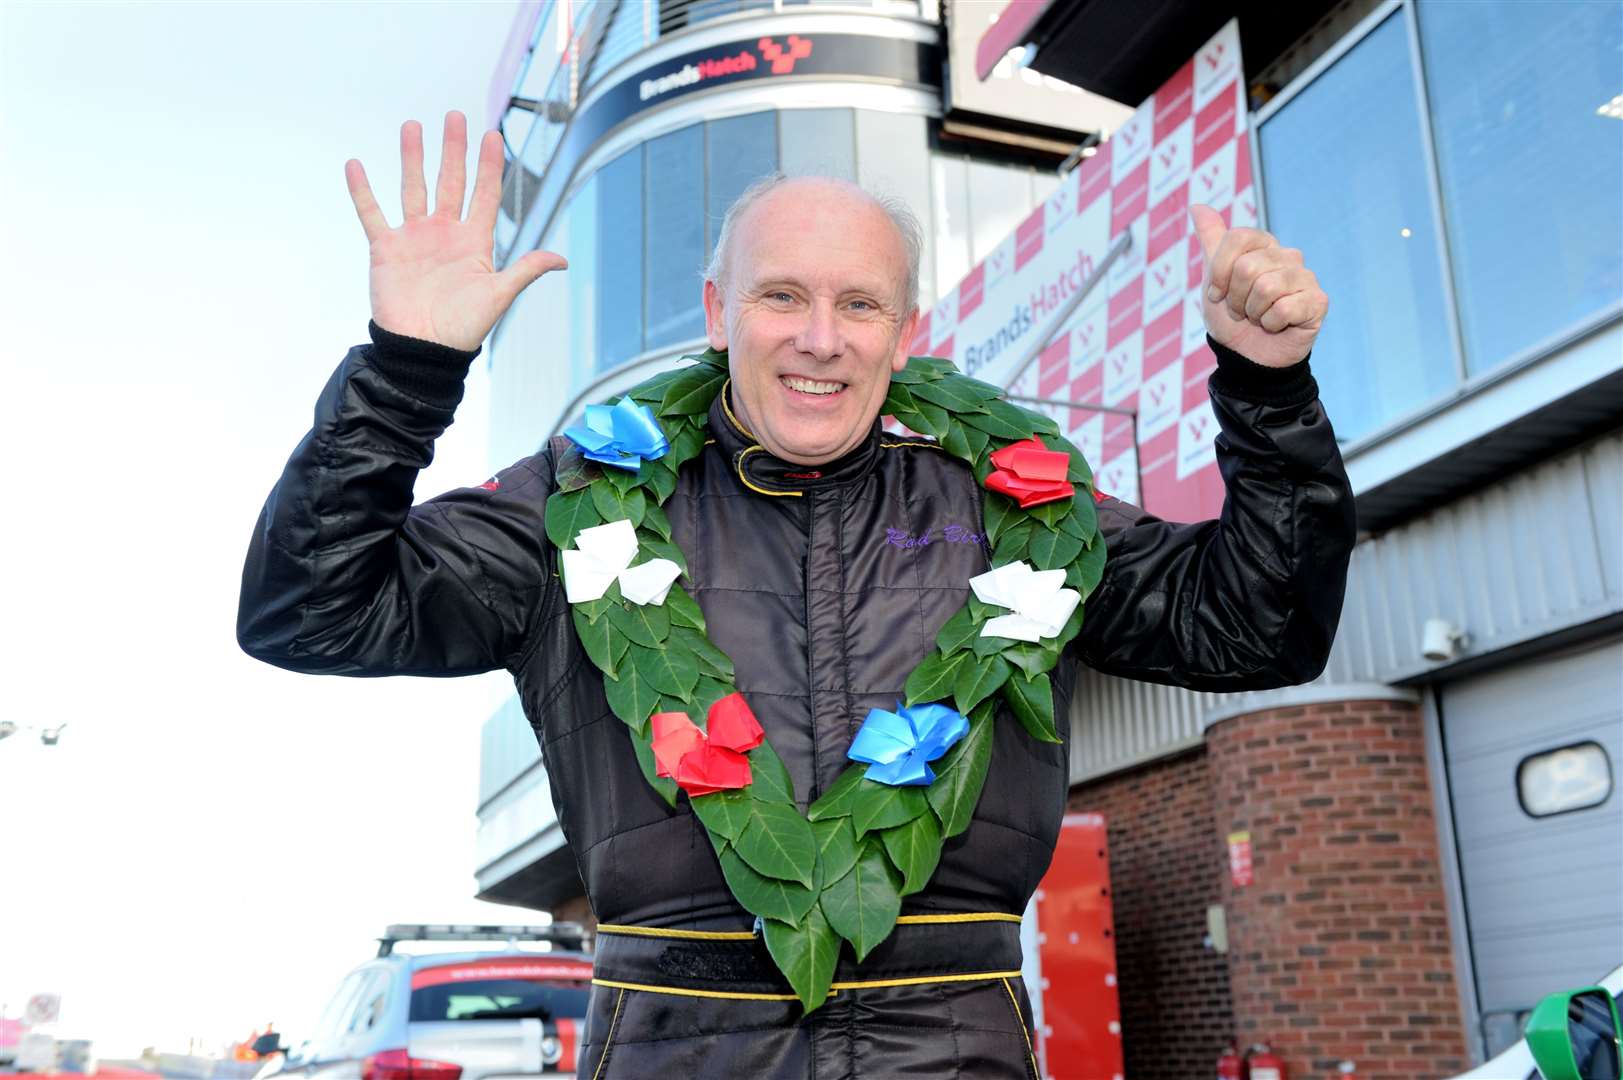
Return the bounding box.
[1069,429,1623,783]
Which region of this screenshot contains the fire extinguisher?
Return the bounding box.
[1246,1043,1287,1080]
[1217,1043,1246,1080]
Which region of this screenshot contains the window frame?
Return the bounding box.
[1516,739,1614,820]
[1249,0,1623,457]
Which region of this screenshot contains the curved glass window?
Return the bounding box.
[597,146,644,373]
[1258,12,1458,444]
[706,111,779,265]
[644,125,706,349]
[1416,1,1623,375]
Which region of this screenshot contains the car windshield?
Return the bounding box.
[409,959,592,1022]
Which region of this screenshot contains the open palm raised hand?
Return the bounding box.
[346,110,566,352]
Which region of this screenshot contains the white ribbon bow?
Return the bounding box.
[968,561,1080,643]
[561,519,682,606]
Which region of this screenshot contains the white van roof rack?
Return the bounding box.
[376,922,588,957]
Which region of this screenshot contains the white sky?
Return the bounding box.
[1,0,545,1056]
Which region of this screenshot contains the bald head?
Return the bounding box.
[705,174,922,314]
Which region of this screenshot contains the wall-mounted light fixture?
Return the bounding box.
[1421,618,1470,663]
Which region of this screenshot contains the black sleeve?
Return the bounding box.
[1074,337,1357,691]
[236,321,558,677]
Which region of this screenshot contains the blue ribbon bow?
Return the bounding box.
[563,398,670,471]
[847,702,969,786]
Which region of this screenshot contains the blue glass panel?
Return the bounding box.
[705,111,779,264]
[597,146,644,371]
[644,124,706,349]
[1417,0,1623,374]
[1259,12,1458,443]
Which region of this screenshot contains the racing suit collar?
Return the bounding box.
[708,380,883,497]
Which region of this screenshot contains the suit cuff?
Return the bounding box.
[367,319,480,408]
[1206,334,1319,408]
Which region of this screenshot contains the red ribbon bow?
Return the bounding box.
[650,693,765,797]
[984,436,1075,508]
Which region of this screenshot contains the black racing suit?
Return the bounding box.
[238,321,1355,1078]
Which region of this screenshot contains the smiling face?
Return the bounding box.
[703,179,919,466]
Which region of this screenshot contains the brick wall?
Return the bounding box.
[1207,698,1470,1080]
[1069,746,1237,1079]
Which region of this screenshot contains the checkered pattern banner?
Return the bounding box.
[907,20,1254,522]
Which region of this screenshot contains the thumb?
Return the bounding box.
[495,249,568,304]
[1188,203,1225,268]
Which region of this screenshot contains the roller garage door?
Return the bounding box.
[1440,635,1623,1056]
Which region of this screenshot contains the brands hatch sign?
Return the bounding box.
[617,34,935,115]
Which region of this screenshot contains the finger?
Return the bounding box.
[400,119,428,219]
[433,110,468,218]
[1223,240,1280,319]
[1243,266,1308,323]
[467,129,505,233]
[1209,228,1274,309]
[344,159,390,242]
[1258,288,1328,334]
[494,249,569,307]
[1189,203,1226,267]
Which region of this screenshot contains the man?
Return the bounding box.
[239,111,1353,1078]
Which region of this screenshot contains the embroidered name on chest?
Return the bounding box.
[884,524,984,550]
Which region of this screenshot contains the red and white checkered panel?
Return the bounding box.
[909,20,1251,522]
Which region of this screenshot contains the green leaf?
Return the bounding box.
[1058,495,1097,542]
[607,600,671,648]
[1028,498,1070,530]
[629,731,679,806]
[670,625,735,680]
[718,845,816,923]
[959,401,1039,441]
[889,360,935,384]
[971,629,1019,657]
[635,640,699,700]
[850,779,930,836]
[637,539,688,574]
[883,382,919,416]
[957,376,1007,400]
[807,765,866,821]
[953,652,1012,714]
[910,377,997,415]
[642,458,678,502]
[911,356,958,376]
[957,422,991,464]
[764,908,840,1012]
[926,709,993,839]
[1003,641,1059,679]
[574,583,620,625]
[1006,670,1059,743]
[933,605,978,655]
[691,676,736,721]
[659,365,727,416]
[663,584,707,631]
[1026,526,1085,571]
[1067,537,1108,595]
[639,502,673,542]
[880,810,943,895]
[981,491,1020,548]
[604,464,641,495]
[543,488,601,551]
[590,480,647,528]
[1000,397,1060,436]
[911,401,951,439]
[552,446,595,492]
[991,519,1035,564]
[747,742,798,805]
[812,816,860,885]
[669,422,708,464]
[1051,434,1094,484]
[690,788,752,841]
[939,420,973,462]
[821,840,903,962]
[626,366,690,404]
[904,650,969,707]
[572,607,624,678]
[734,798,817,887]
[603,656,660,733]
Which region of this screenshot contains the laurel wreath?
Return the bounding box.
[543,348,1103,1011]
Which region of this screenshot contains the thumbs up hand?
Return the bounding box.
[1189,203,1327,369]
